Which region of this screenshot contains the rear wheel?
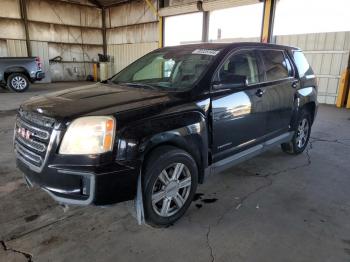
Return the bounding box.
[7,73,30,92]
[143,146,198,227]
[281,109,311,154]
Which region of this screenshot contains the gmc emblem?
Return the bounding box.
[17,127,32,140]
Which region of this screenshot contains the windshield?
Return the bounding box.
[111,48,221,91]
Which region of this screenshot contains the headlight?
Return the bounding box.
[59,116,116,155]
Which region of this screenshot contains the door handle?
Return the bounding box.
[255,88,265,97]
[291,81,298,88]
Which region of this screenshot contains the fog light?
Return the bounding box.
[81,177,90,196]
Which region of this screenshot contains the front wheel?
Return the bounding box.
[7,73,30,92]
[281,109,312,154]
[143,146,198,227]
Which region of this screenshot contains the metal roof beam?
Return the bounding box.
[19,0,31,57]
[261,0,277,43]
[88,0,102,8]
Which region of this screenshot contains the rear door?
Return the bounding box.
[211,49,269,162]
[258,49,297,136]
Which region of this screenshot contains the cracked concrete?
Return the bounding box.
[1,240,32,262]
[310,136,350,147]
[1,82,350,262]
[215,143,313,226]
[202,136,315,261]
[206,225,215,262]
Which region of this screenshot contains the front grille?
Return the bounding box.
[15,142,42,165]
[14,110,55,169]
[16,134,46,152]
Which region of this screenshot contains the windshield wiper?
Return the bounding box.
[119,82,158,90]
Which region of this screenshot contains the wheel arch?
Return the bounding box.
[142,138,205,183]
[292,86,318,128]
[117,112,209,184]
[302,101,316,124]
[4,67,30,82]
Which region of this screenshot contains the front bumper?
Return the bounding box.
[14,110,139,206]
[17,157,139,206]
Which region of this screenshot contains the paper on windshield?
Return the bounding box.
[192,49,220,56]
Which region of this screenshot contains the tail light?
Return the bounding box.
[35,57,42,70]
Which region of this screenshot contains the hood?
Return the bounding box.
[21,83,173,119]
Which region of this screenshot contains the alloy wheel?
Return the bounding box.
[151,162,192,217]
[11,76,27,90]
[296,118,309,148]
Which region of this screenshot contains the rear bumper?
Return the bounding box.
[17,158,139,206]
[32,71,45,81]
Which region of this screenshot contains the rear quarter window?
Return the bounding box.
[293,51,314,78]
[260,50,292,81]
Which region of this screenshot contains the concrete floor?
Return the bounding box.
[1,82,350,262]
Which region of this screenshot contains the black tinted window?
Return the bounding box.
[293,51,313,77]
[261,50,291,81]
[218,51,260,85]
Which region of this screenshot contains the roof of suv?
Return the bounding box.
[161,42,300,52]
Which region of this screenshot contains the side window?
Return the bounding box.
[293,51,313,77]
[218,51,260,85]
[283,55,293,76]
[260,50,291,81]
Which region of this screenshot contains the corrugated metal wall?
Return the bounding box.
[106,0,159,76]
[0,0,103,82]
[276,32,350,104]
[0,0,21,19]
[107,42,158,75]
[0,0,158,81]
[26,0,102,28]
[0,40,8,56]
[6,40,28,56]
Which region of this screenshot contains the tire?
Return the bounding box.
[7,73,30,92]
[281,109,312,155]
[143,146,198,227]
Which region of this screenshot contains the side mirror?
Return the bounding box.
[212,75,248,90]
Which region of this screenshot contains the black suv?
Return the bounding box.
[14,43,317,227]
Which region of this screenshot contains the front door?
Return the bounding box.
[211,49,269,162]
